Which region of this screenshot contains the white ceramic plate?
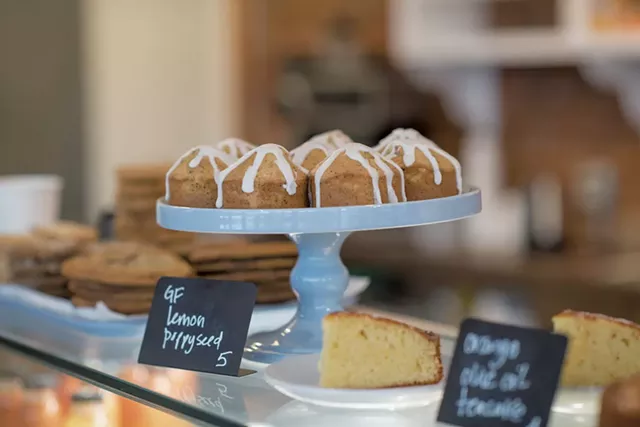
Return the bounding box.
[552,386,603,415]
[264,353,450,410]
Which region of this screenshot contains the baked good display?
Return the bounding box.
[319,312,443,389]
[216,144,308,209]
[116,164,195,253]
[0,233,84,298]
[162,130,463,209]
[552,310,640,387]
[216,138,256,159]
[309,143,406,208]
[62,241,194,314]
[381,140,462,200]
[290,131,352,170]
[599,373,640,427]
[188,239,298,304]
[165,145,231,208]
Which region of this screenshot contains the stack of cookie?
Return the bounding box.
[0,222,98,298]
[115,164,195,254]
[188,240,298,304]
[62,241,194,314]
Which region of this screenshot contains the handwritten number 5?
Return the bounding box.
[216,351,233,367]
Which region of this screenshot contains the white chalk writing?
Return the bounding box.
[161,284,233,363]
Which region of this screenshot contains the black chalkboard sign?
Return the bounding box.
[138,277,257,376]
[437,318,568,427]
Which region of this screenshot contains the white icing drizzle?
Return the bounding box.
[372,155,405,203]
[216,138,256,159]
[375,128,437,153]
[165,146,229,200]
[290,140,331,167]
[308,130,352,149]
[215,144,299,208]
[384,141,463,194]
[313,143,403,207]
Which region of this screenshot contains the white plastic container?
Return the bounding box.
[0,175,63,234]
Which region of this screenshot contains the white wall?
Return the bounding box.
[81,0,238,221]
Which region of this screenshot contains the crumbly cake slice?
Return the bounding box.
[319,312,443,389]
[552,310,640,387]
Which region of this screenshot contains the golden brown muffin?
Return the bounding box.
[216,144,308,209]
[165,146,231,208]
[553,310,640,387]
[313,130,352,149]
[62,241,194,286]
[599,374,640,427]
[290,130,353,170]
[374,128,439,153]
[382,141,461,201]
[290,140,333,171]
[310,143,406,208]
[320,312,443,389]
[216,138,257,159]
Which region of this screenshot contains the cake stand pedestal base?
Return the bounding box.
[243,232,350,364]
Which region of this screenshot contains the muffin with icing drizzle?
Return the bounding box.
[375,128,438,153]
[165,146,231,208]
[216,138,257,160]
[216,144,308,209]
[310,143,406,208]
[381,140,461,201]
[290,130,352,171]
[311,130,352,149]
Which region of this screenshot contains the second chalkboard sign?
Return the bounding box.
[437,318,568,427]
[138,277,257,376]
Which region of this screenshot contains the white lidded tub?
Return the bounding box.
[0,175,63,234]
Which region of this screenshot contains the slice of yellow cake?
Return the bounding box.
[552,310,640,387]
[319,312,443,389]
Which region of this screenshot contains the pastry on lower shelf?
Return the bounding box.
[216,144,308,209]
[319,312,443,389]
[62,241,193,314]
[165,145,231,208]
[552,310,640,387]
[599,373,640,427]
[309,143,406,208]
[381,140,462,200]
[188,240,298,263]
[32,221,98,246]
[0,234,82,298]
[290,131,352,170]
[216,138,257,159]
[63,241,193,286]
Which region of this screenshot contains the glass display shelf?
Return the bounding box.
[0,310,596,427]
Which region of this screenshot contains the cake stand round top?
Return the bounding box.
[156,187,481,234]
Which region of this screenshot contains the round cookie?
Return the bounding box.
[216,144,308,209]
[381,141,461,200]
[32,221,98,246]
[310,143,406,208]
[216,138,256,159]
[165,146,231,208]
[62,241,194,286]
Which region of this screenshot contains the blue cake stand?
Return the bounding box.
[157,187,481,363]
